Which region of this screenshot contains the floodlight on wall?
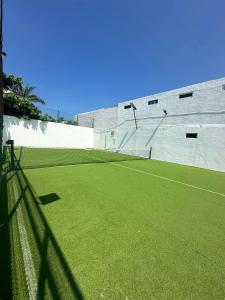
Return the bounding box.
[163,109,167,116]
[130,102,137,110]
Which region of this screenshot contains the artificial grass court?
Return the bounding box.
[1,148,225,299]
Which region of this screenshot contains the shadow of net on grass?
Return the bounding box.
[0,155,12,299]
[8,163,83,299]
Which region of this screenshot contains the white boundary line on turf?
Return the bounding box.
[24,161,225,198]
[111,163,225,198]
[11,177,37,300]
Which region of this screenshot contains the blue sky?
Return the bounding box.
[4,0,225,114]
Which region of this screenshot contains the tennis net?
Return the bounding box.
[13,147,145,170]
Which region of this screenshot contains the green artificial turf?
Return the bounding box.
[2,152,225,299]
[14,147,144,169]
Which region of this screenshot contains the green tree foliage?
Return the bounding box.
[3,73,44,119]
[3,73,77,125]
[12,85,45,105]
[4,93,42,120]
[3,73,23,91]
[3,73,45,104]
[39,114,56,122]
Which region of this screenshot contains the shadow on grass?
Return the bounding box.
[0,174,12,299]
[4,158,84,299]
[39,193,61,205]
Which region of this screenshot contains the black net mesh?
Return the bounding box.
[14,147,145,170]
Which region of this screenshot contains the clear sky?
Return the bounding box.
[4,0,225,114]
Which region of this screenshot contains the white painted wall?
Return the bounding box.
[5,77,224,172]
[77,106,118,129]
[3,115,94,149]
[92,77,225,172]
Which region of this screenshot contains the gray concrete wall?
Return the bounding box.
[81,77,225,172]
[77,106,118,129]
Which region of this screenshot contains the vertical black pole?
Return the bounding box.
[57,110,59,122]
[6,139,15,170]
[149,146,152,159]
[10,140,15,170]
[133,108,137,129]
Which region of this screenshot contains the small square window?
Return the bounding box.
[186,133,198,138]
[148,99,158,105]
[179,92,193,99]
[124,104,132,109]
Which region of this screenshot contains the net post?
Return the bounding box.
[149,146,152,159]
[6,139,15,170]
[104,135,106,149]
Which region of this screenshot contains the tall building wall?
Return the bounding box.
[77,106,118,129]
[81,77,225,172]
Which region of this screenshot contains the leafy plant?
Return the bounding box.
[3,93,42,120]
[3,72,45,119]
[40,114,57,122]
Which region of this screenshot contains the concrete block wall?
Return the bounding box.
[118,78,225,123]
[78,106,118,129]
[88,77,225,172]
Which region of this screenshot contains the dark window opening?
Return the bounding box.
[148,99,158,105]
[222,84,225,90]
[124,104,132,109]
[186,133,198,138]
[179,92,193,99]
